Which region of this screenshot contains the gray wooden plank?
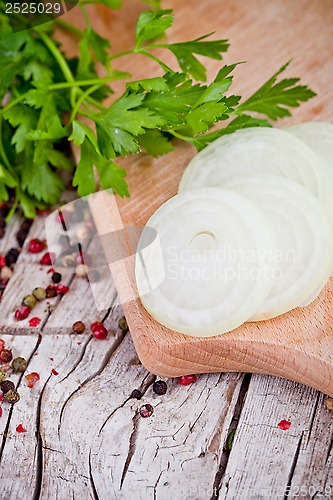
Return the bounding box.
[218,375,332,500]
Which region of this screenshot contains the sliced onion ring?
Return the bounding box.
[179,127,329,204]
[226,176,333,320]
[135,188,276,337]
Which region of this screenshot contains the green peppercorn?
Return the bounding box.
[0,369,6,383]
[32,287,47,301]
[12,357,27,374]
[22,295,37,308]
[118,316,129,332]
[4,389,20,404]
[0,379,15,394]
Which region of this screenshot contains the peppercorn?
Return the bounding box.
[0,255,6,269]
[16,227,30,248]
[75,264,88,279]
[28,239,45,254]
[22,295,37,308]
[118,316,129,332]
[5,248,20,267]
[139,404,154,418]
[177,375,197,386]
[0,265,12,281]
[55,283,69,295]
[153,380,167,396]
[72,321,85,334]
[51,272,62,284]
[12,357,27,374]
[4,390,20,404]
[326,398,333,411]
[14,305,31,321]
[33,287,47,301]
[131,389,143,400]
[40,252,54,266]
[0,369,6,383]
[0,380,15,394]
[45,285,57,298]
[92,324,108,340]
[0,349,13,363]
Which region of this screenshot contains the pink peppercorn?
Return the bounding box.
[14,305,31,321]
[177,375,197,386]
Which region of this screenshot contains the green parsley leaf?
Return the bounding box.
[237,61,317,120]
[136,9,174,46]
[164,34,229,81]
[138,129,174,156]
[98,92,165,136]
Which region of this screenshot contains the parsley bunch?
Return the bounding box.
[0,0,316,219]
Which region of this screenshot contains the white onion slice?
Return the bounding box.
[225,176,333,320]
[179,127,329,204]
[287,122,333,278]
[135,188,276,337]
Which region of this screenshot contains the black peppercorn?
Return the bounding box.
[153,380,167,395]
[51,272,62,284]
[5,248,20,267]
[16,230,29,247]
[130,389,143,400]
[0,380,15,394]
[139,404,154,418]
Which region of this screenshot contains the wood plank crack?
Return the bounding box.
[210,373,251,499]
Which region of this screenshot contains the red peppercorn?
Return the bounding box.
[29,317,41,328]
[0,407,2,417]
[40,252,54,266]
[51,368,59,376]
[91,321,103,331]
[28,239,45,254]
[55,284,69,295]
[25,372,40,388]
[16,424,27,433]
[91,324,108,340]
[0,349,13,363]
[0,339,5,352]
[278,419,291,431]
[0,255,5,269]
[177,375,197,386]
[14,305,31,321]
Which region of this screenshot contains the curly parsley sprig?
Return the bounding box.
[0,1,316,218]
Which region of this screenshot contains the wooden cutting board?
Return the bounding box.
[61,0,333,395]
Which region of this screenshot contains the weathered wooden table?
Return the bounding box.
[1,0,333,498]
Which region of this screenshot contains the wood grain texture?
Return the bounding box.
[61,0,333,394]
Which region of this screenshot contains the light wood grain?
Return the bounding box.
[69,0,333,396]
[1,2,333,499]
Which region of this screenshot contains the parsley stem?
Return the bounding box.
[53,18,84,37]
[36,29,77,108]
[139,51,173,72]
[49,74,128,90]
[109,47,173,72]
[0,116,17,179]
[109,49,136,61]
[70,84,101,123]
